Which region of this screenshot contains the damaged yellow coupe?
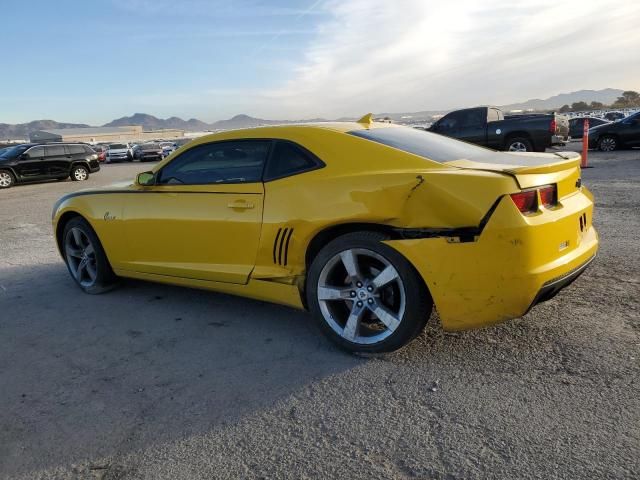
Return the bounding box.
[52,116,598,353]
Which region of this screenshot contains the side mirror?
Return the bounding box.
[19,153,29,160]
[136,171,155,186]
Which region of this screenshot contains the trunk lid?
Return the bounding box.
[446,151,582,197]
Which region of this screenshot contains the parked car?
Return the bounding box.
[0,143,100,189]
[90,145,108,162]
[429,107,569,152]
[106,143,133,163]
[159,141,178,156]
[603,111,625,122]
[569,117,610,140]
[52,120,597,353]
[588,111,640,151]
[137,143,164,162]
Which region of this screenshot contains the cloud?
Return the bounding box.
[252,0,640,118]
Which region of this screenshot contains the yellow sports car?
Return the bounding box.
[52,116,598,353]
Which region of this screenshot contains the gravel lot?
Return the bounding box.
[1,148,638,479]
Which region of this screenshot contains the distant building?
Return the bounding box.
[29,125,185,144]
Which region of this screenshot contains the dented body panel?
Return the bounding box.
[52,122,598,330]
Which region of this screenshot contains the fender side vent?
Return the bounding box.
[273,227,294,266]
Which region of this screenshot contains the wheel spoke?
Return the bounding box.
[85,261,97,281]
[75,259,85,281]
[84,243,94,256]
[371,265,399,290]
[65,245,83,259]
[340,250,360,280]
[343,304,364,341]
[71,228,83,248]
[372,304,401,331]
[318,286,352,300]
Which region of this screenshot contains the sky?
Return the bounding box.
[1,0,639,125]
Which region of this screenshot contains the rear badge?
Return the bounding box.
[558,240,570,251]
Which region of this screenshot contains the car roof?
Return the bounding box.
[194,121,398,143]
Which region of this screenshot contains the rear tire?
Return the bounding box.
[62,217,117,294]
[505,137,533,152]
[70,165,89,181]
[0,170,15,189]
[306,231,432,354]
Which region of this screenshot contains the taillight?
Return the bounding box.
[510,190,537,214]
[539,184,557,207]
[549,118,557,133]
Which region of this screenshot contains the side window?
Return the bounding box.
[66,145,85,155]
[439,112,461,129]
[264,141,322,181]
[25,146,44,158]
[157,140,271,185]
[45,145,66,157]
[460,109,484,128]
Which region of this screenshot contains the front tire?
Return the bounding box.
[71,165,89,181]
[598,136,617,152]
[0,170,15,188]
[306,231,432,354]
[62,217,117,294]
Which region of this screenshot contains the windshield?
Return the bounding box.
[109,144,127,149]
[349,126,499,163]
[0,145,30,159]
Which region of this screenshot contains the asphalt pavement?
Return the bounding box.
[0,150,638,479]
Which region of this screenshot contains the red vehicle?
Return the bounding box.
[91,145,108,162]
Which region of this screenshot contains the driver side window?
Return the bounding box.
[157,140,271,185]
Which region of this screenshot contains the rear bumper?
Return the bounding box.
[525,254,595,313]
[552,134,569,145]
[386,188,598,330]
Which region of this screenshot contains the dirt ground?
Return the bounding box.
[0,146,638,479]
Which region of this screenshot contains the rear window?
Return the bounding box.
[348,127,498,163]
[264,141,322,181]
[109,144,127,149]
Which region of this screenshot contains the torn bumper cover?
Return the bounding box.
[384,190,598,330]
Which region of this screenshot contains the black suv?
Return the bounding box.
[0,143,100,189]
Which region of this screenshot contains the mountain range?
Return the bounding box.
[0,88,628,140]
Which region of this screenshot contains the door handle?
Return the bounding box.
[227,200,255,210]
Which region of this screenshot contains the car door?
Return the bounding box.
[120,139,271,284]
[432,109,486,145]
[15,146,46,179]
[455,108,487,145]
[44,145,69,178]
[620,114,640,146]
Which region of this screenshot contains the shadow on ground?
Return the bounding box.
[0,263,361,475]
